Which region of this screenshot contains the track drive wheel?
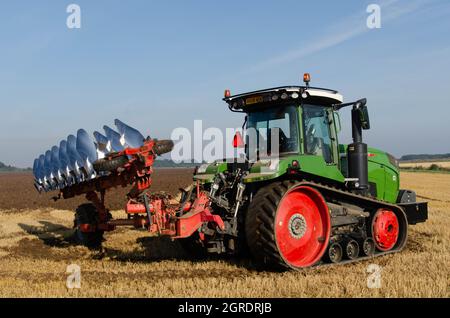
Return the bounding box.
[74,203,105,248]
[246,181,331,270]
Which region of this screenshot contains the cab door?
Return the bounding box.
[301,104,344,182]
[302,104,338,165]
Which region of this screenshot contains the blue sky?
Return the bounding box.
[0,0,449,167]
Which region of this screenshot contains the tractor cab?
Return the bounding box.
[223,75,349,185]
[225,77,344,159]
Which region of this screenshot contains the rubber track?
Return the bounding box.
[245,180,409,270]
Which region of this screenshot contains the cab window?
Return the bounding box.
[246,105,299,159]
[303,104,333,164]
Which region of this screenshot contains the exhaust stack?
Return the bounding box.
[348,99,370,193]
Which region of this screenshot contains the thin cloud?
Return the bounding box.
[243,0,431,74]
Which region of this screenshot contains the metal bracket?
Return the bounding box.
[143,194,152,228]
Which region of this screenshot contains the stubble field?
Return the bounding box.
[0,169,448,298]
[399,160,450,170]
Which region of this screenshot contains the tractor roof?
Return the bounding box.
[224,86,343,112]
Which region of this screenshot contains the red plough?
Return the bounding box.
[58,138,224,241]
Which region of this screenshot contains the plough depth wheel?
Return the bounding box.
[74,203,104,248]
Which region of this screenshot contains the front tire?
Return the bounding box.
[245,181,331,270]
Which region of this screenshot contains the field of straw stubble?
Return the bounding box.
[0,169,448,297]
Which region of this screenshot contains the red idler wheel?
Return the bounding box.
[372,209,399,251]
[275,186,331,268]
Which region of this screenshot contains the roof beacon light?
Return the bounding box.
[303,73,311,87]
[224,89,231,98]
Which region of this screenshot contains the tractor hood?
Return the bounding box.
[367,147,399,173]
[193,161,228,183]
[193,155,349,184]
[193,148,399,186]
[193,159,285,184]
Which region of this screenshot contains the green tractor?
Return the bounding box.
[190,74,428,269]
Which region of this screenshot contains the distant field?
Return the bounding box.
[400,160,450,170]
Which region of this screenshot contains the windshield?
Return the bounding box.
[246,105,299,160]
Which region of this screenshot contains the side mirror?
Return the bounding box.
[358,105,370,130]
[354,99,370,130]
[333,111,342,133]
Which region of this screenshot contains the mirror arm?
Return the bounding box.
[333,98,367,111]
[332,98,368,144]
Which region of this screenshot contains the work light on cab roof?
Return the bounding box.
[223,73,343,113]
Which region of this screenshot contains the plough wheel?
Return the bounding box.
[246,181,331,270]
[74,203,104,248]
[178,232,208,259]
